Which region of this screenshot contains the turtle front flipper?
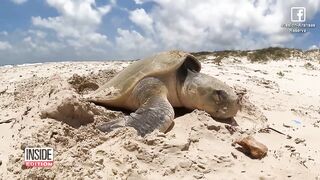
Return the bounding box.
[97,77,175,136]
[126,95,174,136]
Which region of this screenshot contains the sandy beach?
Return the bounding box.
[0,51,319,179]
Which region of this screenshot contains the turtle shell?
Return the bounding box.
[86,51,201,106]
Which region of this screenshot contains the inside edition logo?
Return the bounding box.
[24,148,54,167]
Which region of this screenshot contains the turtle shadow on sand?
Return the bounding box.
[174,107,193,118]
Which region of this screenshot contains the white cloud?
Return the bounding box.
[0,31,8,36]
[110,0,117,5]
[11,0,27,5]
[46,0,110,24]
[28,30,47,39]
[67,33,110,49]
[133,0,145,4]
[32,16,81,38]
[0,41,12,50]
[129,0,320,51]
[19,34,55,53]
[129,8,154,33]
[115,28,157,58]
[32,0,111,46]
[133,0,153,4]
[309,45,319,50]
[23,36,37,48]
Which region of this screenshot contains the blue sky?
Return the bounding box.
[0,0,319,65]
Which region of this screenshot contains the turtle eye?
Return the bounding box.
[212,90,227,102]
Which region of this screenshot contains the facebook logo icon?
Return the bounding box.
[291,7,306,22]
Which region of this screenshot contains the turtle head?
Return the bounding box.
[181,70,240,119]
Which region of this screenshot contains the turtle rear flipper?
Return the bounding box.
[97,77,175,136]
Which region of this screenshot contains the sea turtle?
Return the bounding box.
[85,51,240,136]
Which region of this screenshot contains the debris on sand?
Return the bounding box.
[294,138,306,145]
[235,136,268,159]
[0,118,15,124]
[204,121,221,131]
[225,125,237,135]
